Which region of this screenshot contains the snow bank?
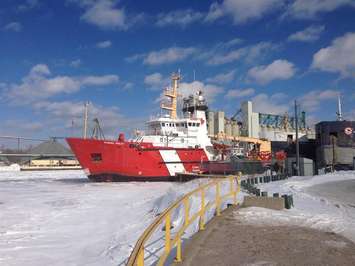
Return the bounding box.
[240,171,355,243]
[0,164,20,172]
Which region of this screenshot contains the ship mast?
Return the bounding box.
[161,73,180,119]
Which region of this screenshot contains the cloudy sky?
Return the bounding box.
[0,0,355,141]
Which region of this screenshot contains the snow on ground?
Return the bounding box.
[4,169,354,265]
[0,170,180,266]
[0,164,20,172]
[237,171,355,243]
[0,170,238,265]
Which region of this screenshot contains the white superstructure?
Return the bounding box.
[132,73,214,158]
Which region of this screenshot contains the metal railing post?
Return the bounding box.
[127,174,243,266]
[183,198,190,227]
[216,182,221,216]
[199,188,205,230]
[165,213,171,253]
[175,237,182,262]
[137,249,144,266]
[230,176,237,205]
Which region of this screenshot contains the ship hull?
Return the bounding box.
[66,138,209,182]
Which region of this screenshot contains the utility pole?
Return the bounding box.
[294,100,300,176]
[83,101,89,139]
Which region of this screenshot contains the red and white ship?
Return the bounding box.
[67,74,216,181]
[67,73,268,181]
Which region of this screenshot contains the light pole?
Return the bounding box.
[294,100,300,176]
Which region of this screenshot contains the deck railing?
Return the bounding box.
[126,174,241,266]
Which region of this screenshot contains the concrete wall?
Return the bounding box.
[214,111,225,134]
[243,196,284,210]
[241,101,252,137]
[225,121,232,136]
[232,121,239,137]
[259,127,307,142]
[316,146,355,168]
[251,112,259,138]
[207,111,214,136]
[286,157,315,176]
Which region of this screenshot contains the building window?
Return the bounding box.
[188,122,192,127]
[197,123,200,127]
[162,123,165,127]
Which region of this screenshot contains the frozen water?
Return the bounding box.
[0,170,176,266]
[0,171,241,265]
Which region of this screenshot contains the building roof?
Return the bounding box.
[28,139,73,156]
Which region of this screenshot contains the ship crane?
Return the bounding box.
[230,108,242,121]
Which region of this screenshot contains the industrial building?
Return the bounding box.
[316,121,355,170]
[207,100,314,142]
[0,139,80,170]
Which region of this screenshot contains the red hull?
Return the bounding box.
[66,138,209,181]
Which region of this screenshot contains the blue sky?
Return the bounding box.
[0,0,355,141]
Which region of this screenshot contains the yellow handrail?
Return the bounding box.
[126,174,241,266]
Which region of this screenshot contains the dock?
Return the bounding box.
[173,206,355,266]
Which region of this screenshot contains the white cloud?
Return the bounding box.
[223,38,244,48]
[4,64,119,104]
[205,42,277,65]
[207,49,244,65]
[144,73,169,90]
[3,22,22,32]
[129,40,275,67]
[206,0,285,24]
[70,59,82,67]
[121,82,133,90]
[288,25,325,42]
[96,40,112,48]
[157,80,224,106]
[311,32,355,77]
[179,81,224,103]
[247,59,296,84]
[206,70,236,84]
[285,0,355,19]
[17,0,40,12]
[70,0,129,30]
[299,89,339,112]
[156,9,204,27]
[4,120,43,133]
[225,88,255,99]
[32,100,142,136]
[251,93,290,114]
[131,47,197,65]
